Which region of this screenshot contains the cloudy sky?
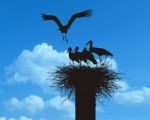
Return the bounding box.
[0,0,150,120]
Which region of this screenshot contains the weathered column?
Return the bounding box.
[75,87,96,120]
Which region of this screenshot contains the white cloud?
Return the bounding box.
[9,118,16,120]
[116,80,129,92]
[115,81,150,104]
[47,96,74,111]
[5,43,69,89]
[19,116,32,120]
[5,95,74,119]
[0,116,32,120]
[0,117,6,120]
[6,95,45,114]
[102,57,117,71]
[46,96,74,118]
[9,118,15,120]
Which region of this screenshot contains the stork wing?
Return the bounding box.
[42,14,63,29]
[66,9,93,29]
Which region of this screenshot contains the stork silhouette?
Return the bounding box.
[42,9,93,42]
[74,46,87,65]
[68,47,80,65]
[82,48,97,65]
[85,40,113,63]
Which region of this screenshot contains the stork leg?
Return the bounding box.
[103,56,108,64]
[61,32,65,41]
[79,61,81,66]
[72,61,74,66]
[95,62,98,67]
[65,33,68,43]
[86,61,88,66]
[87,60,90,65]
[99,56,102,65]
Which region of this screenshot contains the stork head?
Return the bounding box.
[82,47,87,52]
[74,46,79,52]
[67,47,72,53]
[85,40,93,46]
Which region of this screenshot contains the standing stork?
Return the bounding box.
[85,40,113,63]
[67,47,80,65]
[42,9,93,42]
[74,46,87,65]
[82,48,97,65]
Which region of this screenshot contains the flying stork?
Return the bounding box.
[42,9,93,42]
[85,40,113,63]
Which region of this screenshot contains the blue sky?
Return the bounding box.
[0,0,150,120]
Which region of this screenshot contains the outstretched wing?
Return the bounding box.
[66,9,93,29]
[42,14,63,29]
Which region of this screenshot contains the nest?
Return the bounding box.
[50,64,121,101]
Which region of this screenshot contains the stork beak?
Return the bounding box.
[85,41,90,46]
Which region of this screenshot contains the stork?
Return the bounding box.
[67,47,80,65]
[74,46,87,65]
[85,40,113,63]
[42,9,93,42]
[82,48,97,65]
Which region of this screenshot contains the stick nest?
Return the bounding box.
[50,64,121,101]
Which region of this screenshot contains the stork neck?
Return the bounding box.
[68,50,72,55]
[75,50,77,53]
[89,43,92,48]
[89,43,92,51]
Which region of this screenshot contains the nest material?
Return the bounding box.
[50,64,121,101]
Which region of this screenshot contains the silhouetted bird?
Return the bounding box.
[42,9,93,42]
[68,47,80,65]
[74,46,87,65]
[82,48,97,65]
[85,40,113,63]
